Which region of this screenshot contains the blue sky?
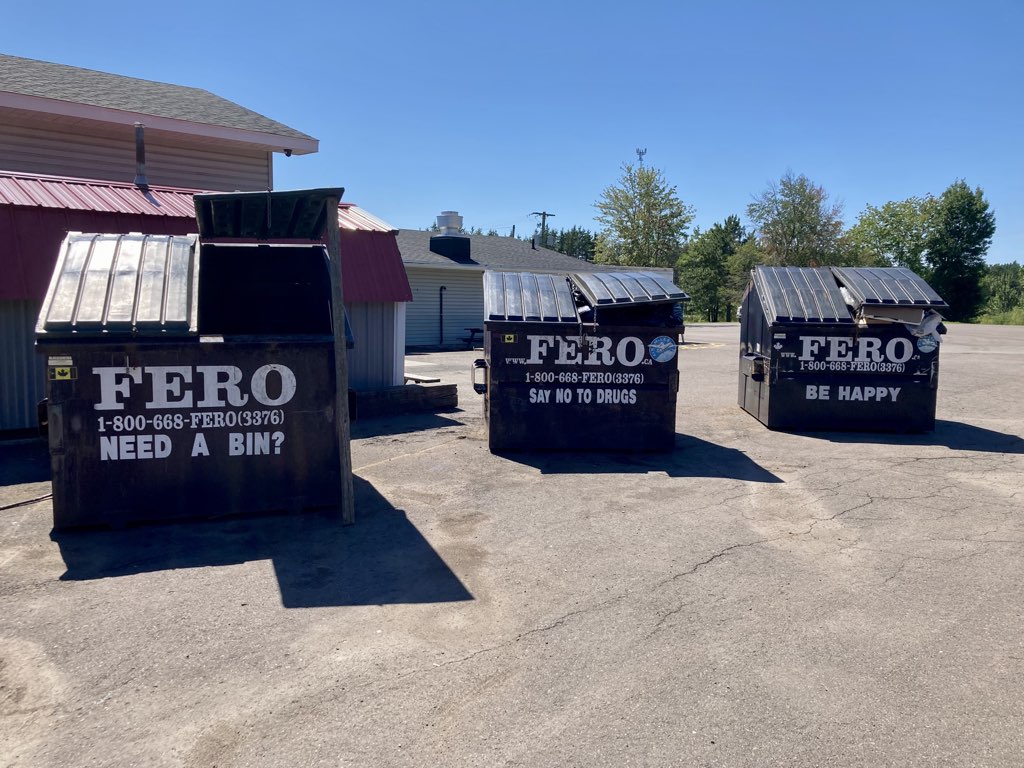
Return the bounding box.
[4,0,1021,262]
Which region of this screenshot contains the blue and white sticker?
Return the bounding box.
[916,336,939,354]
[648,335,678,363]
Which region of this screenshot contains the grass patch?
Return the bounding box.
[976,307,1024,325]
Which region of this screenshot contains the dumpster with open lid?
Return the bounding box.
[738,265,948,432]
[36,189,350,529]
[474,270,689,452]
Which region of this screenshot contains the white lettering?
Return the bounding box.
[584,336,613,366]
[799,336,826,361]
[885,338,913,364]
[145,366,193,409]
[616,337,645,368]
[827,337,853,362]
[99,434,172,460]
[93,367,142,411]
[837,386,902,402]
[250,364,297,407]
[855,337,883,362]
[526,336,554,364]
[93,364,296,410]
[191,432,210,457]
[529,388,551,403]
[554,337,583,365]
[524,334,650,367]
[806,385,830,400]
[196,366,249,408]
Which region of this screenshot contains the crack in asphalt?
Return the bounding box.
[395,446,1023,673]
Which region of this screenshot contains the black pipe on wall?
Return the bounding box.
[439,285,447,345]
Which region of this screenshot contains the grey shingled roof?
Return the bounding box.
[396,229,610,273]
[0,54,314,141]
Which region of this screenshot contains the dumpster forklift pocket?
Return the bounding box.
[741,354,767,382]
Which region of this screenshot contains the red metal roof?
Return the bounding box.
[0,171,410,303]
[339,229,412,303]
[0,171,200,217]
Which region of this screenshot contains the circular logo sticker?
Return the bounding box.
[916,336,938,354]
[648,335,677,363]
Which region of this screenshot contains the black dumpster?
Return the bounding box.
[474,270,688,452]
[738,265,947,432]
[36,189,347,529]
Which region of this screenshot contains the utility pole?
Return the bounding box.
[636,147,647,166]
[530,210,556,247]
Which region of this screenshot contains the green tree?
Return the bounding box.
[845,197,935,272]
[554,226,597,261]
[924,180,996,321]
[746,171,844,265]
[725,237,764,312]
[676,215,747,321]
[593,157,695,268]
[979,262,1022,315]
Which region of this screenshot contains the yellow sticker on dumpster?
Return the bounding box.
[49,366,77,381]
[503,334,517,343]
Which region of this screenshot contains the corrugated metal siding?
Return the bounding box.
[339,230,412,303]
[0,300,44,431]
[0,121,270,191]
[0,171,199,216]
[1,205,198,301]
[405,266,484,347]
[347,302,403,390]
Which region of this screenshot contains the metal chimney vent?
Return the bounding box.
[133,122,149,190]
[436,211,463,236]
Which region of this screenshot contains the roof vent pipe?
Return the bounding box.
[133,122,149,190]
[436,211,463,236]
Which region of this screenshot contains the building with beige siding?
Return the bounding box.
[0,55,325,431]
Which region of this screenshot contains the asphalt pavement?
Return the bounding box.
[1,323,1022,767]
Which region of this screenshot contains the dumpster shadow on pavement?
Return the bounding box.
[501,434,782,482]
[816,419,1024,454]
[351,412,467,439]
[51,476,474,608]
[0,439,50,486]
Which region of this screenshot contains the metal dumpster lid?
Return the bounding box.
[484,271,580,323]
[37,233,200,337]
[831,266,947,310]
[193,187,344,240]
[570,271,690,306]
[752,266,854,325]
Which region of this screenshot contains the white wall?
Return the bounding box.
[404,266,485,347]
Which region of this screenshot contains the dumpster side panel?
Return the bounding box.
[41,340,340,528]
[762,323,940,432]
[485,323,681,452]
[737,282,771,421]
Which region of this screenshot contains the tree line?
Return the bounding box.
[591,160,1005,323]
[426,157,1018,323]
